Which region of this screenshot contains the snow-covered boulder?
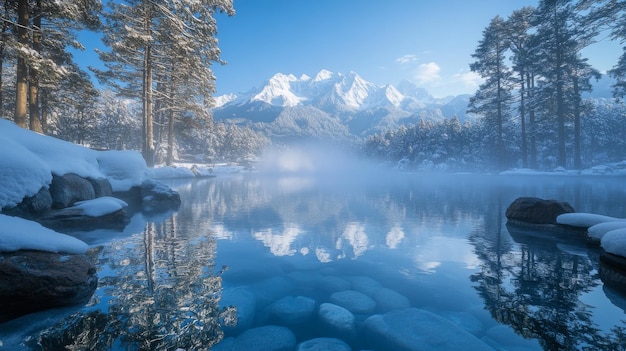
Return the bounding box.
[138,179,181,212]
[49,173,96,209]
[9,186,52,215]
[0,250,97,323]
[0,214,88,254]
[557,213,626,228]
[361,308,495,351]
[506,197,575,225]
[588,222,626,243]
[39,197,129,231]
[96,150,146,192]
[601,228,626,258]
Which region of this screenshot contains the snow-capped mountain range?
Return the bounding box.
[213,69,471,141]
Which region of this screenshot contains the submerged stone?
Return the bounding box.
[316,275,351,294]
[296,337,351,351]
[484,325,541,350]
[268,295,316,325]
[347,275,383,297]
[361,308,495,351]
[219,287,257,334]
[318,302,355,335]
[230,325,296,351]
[330,290,376,314]
[373,287,410,312]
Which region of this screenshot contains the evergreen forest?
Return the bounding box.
[1,0,625,171]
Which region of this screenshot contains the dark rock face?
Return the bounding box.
[139,179,181,212]
[505,197,575,225]
[0,251,98,323]
[88,178,113,198]
[599,253,626,294]
[4,187,53,217]
[49,174,96,209]
[39,208,129,232]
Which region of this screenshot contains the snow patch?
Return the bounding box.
[556,213,626,228]
[588,221,626,241]
[601,228,626,257]
[97,150,147,191]
[0,214,88,254]
[70,197,128,217]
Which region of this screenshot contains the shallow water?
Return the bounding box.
[1,172,626,350]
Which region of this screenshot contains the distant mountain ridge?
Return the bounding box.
[212,69,470,142]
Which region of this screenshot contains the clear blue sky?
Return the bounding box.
[210,0,622,97]
[75,1,622,98]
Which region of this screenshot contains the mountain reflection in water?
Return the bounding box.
[1,173,625,350]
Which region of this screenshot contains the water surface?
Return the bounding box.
[1,173,626,350]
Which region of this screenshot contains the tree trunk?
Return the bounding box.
[166,107,174,166]
[41,90,49,133]
[142,47,155,166]
[519,71,527,168]
[29,0,43,133]
[553,4,567,168]
[527,72,537,169]
[0,3,8,120]
[14,0,29,129]
[141,0,155,167]
[166,76,175,166]
[573,77,582,169]
[495,39,504,169]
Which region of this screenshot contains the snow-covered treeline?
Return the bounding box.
[363,98,626,172]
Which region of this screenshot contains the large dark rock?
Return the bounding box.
[3,187,53,218]
[0,250,98,323]
[49,174,96,209]
[139,179,181,212]
[505,197,575,225]
[39,208,129,232]
[599,253,626,294]
[88,178,113,198]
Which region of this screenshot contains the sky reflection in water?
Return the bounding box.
[2,166,626,350]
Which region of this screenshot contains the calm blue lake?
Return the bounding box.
[1,172,626,350]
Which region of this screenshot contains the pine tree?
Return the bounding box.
[534,0,598,168]
[468,16,514,169]
[506,7,537,168]
[4,0,100,132]
[95,0,234,166]
[14,0,28,128]
[580,0,626,98]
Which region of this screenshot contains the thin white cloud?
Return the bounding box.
[451,70,483,90]
[396,54,419,65]
[414,62,441,84]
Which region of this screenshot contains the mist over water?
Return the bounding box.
[256,142,396,187]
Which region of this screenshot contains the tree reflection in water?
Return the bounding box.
[32,214,235,350]
[469,203,626,350]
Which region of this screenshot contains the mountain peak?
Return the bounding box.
[251,72,305,107]
[313,69,335,82]
[215,69,448,111]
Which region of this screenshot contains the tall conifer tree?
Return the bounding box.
[469,16,514,169]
